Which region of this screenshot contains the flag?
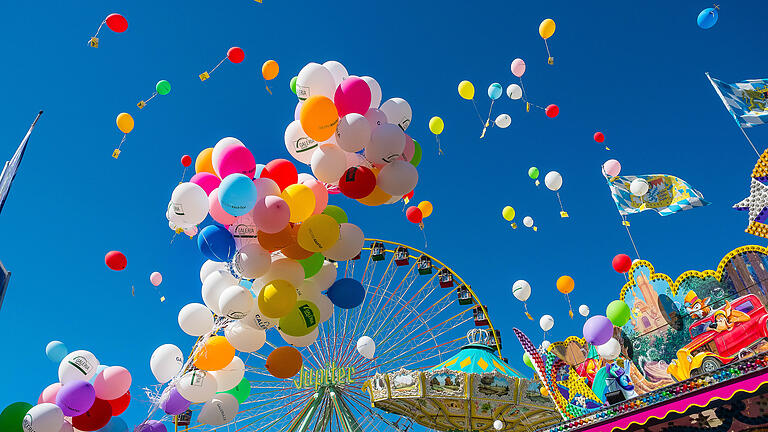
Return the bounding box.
[0,111,43,214]
[707,73,768,128]
[0,260,9,311]
[607,174,710,217]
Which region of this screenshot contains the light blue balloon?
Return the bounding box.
[254,164,267,178]
[45,340,68,363]
[488,83,503,100]
[697,8,718,29]
[97,417,129,432]
[218,173,258,216]
[89,364,108,384]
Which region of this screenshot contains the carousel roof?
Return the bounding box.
[430,343,523,377]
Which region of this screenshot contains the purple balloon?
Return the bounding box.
[135,420,167,432]
[159,387,190,415]
[583,315,615,346]
[56,380,96,416]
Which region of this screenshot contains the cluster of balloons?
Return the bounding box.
[405,201,433,244]
[582,298,630,362]
[283,61,422,206]
[457,80,508,138]
[200,47,245,82]
[89,13,127,48]
[501,206,536,232]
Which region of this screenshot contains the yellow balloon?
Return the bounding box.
[281,184,316,223]
[540,386,549,397]
[417,201,433,218]
[279,300,320,337]
[429,117,444,135]
[539,18,556,39]
[297,214,340,252]
[258,279,297,318]
[116,113,134,134]
[502,206,515,221]
[357,186,391,206]
[458,81,475,100]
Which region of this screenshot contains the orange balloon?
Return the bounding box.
[257,225,293,251]
[357,186,391,206]
[262,60,279,81]
[193,336,235,371]
[556,275,574,294]
[266,346,303,379]
[281,225,314,260]
[195,148,216,175]
[300,96,339,142]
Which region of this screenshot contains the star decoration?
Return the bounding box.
[734,178,768,222]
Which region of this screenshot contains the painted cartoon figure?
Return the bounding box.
[684,290,712,320]
[604,363,637,401]
[709,300,750,332]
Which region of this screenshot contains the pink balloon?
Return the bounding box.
[294,101,303,121]
[150,272,162,286]
[300,178,329,215]
[334,77,372,117]
[603,159,622,177]
[364,108,387,130]
[39,382,62,404]
[251,195,291,234]
[209,188,237,225]
[93,366,132,400]
[400,135,415,161]
[511,58,526,78]
[218,146,257,179]
[191,172,221,196]
[253,177,281,201]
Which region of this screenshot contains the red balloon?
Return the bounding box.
[227,47,245,64]
[107,391,130,416]
[105,13,128,33]
[612,254,632,273]
[545,104,559,118]
[338,166,376,199]
[404,190,414,200]
[406,206,423,224]
[181,155,192,167]
[594,132,605,143]
[72,398,112,431]
[262,159,298,191]
[105,251,127,271]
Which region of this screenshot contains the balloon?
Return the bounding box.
[23,403,64,432]
[149,272,162,287]
[198,225,236,262]
[71,398,111,432]
[512,280,531,302]
[522,352,533,368]
[298,253,324,278]
[258,279,297,318]
[311,143,347,183]
[225,322,266,352]
[194,336,235,371]
[39,383,61,404]
[290,76,297,94]
[523,216,534,228]
[199,393,238,426]
[249,195,292,236]
[178,303,214,336]
[494,420,504,431]
[458,80,475,100]
[494,114,511,128]
[603,159,621,177]
[46,341,68,363]
[506,84,523,100]
[284,121,318,165]
[597,338,621,361]
[322,205,348,224]
[104,251,126,271]
[254,177,282,201]
[212,138,245,176]
[257,225,292,251]
[195,148,215,175]
[405,206,423,224]
[176,370,218,403]
[578,305,590,317]
[205,189,234,226]
[502,206,515,221]
[539,315,554,332]
[379,98,412,131]
[356,336,376,359]
[279,300,320,337]
[92,366,130,401]
[323,61,349,88]
[106,390,129,416]
[630,178,649,196]
[594,132,605,143]
[262,60,279,80]
[233,244,270,279]
[323,223,364,261]
[360,76,382,109]
[266,346,302,379]
[210,356,245,392]
[697,7,718,29]
[202,270,237,315]
[105,13,128,32]
[227,47,244,63]
[428,117,444,135]
[606,300,631,327]
[219,174,258,217]
[218,146,256,179]
[612,254,632,273]
[115,113,133,134]
[327,278,365,309]
[281,184,316,223]
[545,104,559,118]
[511,58,526,77]
[583,315,614,346]
[159,388,189,416]
[219,285,253,320]
[223,377,251,403]
[99,417,128,432]
[357,185,391,206]
[297,214,340,252]
[544,171,562,191]
[280,328,319,347]
[366,123,406,165]
[556,275,574,294]
[155,80,171,96]
[200,260,227,284]
[335,113,371,153]
[401,135,416,162]
[296,62,335,100]
[258,256,305,288]
[487,83,503,100]
[280,225,314,260]
[134,420,166,432]
[263,159,299,191]
[334,77,371,117]
[310,261,337,289]
[59,351,100,384]
[539,18,556,39]
[169,182,209,225]
[242,296,279,330]
[0,402,33,432]
[191,172,220,196]
[364,108,388,130]
[528,167,539,180]
[150,344,183,383]
[417,201,433,218]
[56,381,95,416]
[377,160,418,196]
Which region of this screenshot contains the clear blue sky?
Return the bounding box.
[1,0,767,427]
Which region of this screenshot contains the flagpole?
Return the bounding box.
[705,72,760,157]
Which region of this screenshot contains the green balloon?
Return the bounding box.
[0,402,33,432]
[279,300,320,337]
[522,352,533,368]
[299,253,324,278]
[156,80,171,96]
[290,76,298,95]
[606,300,631,327]
[222,377,250,403]
[322,205,348,224]
[410,140,422,167]
[528,167,539,180]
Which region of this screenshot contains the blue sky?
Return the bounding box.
[1,0,767,427]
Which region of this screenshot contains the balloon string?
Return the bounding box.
[566,294,574,319]
[210,57,227,74]
[544,40,552,60]
[265,84,272,95]
[436,135,443,155]
[145,92,158,104]
[180,166,188,183]
[420,222,427,248]
[470,99,485,126]
[524,302,533,320]
[556,191,565,213]
[117,134,126,151]
[92,20,105,39]
[623,218,641,259]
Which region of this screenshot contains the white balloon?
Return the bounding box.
[284,120,318,165]
[630,178,649,197]
[541,340,551,350]
[211,137,245,177]
[225,322,266,352]
[597,338,621,361]
[253,177,282,201]
[379,98,412,131]
[544,171,562,191]
[234,244,271,279]
[322,61,349,89]
[539,315,554,332]
[202,270,238,315]
[578,304,590,317]
[169,182,209,226]
[199,393,239,426]
[356,336,376,359]
[493,420,504,431]
[210,356,245,392]
[512,280,531,302]
[344,151,373,170]
[58,421,73,432]
[200,260,227,283]
[361,76,382,109]
[377,160,418,196]
[523,216,534,228]
[256,256,305,288]
[219,285,254,320]
[494,114,511,128]
[279,328,319,347]
[365,123,406,165]
[150,344,184,383]
[506,84,523,100]
[322,223,364,261]
[22,403,64,432]
[296,279,321,299]
[58,350,99,384]
[312,293,334,323]
[335,114,371,153]
[177,370,218,403]
[311,143,347,184]
[242,295,279,330]
[184,226,199,237]
[309,261,337,290]
[364,108,388,130]
[178,303,214,336]
[296,62,335,100]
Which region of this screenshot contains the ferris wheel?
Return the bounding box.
[172,239,512,432]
